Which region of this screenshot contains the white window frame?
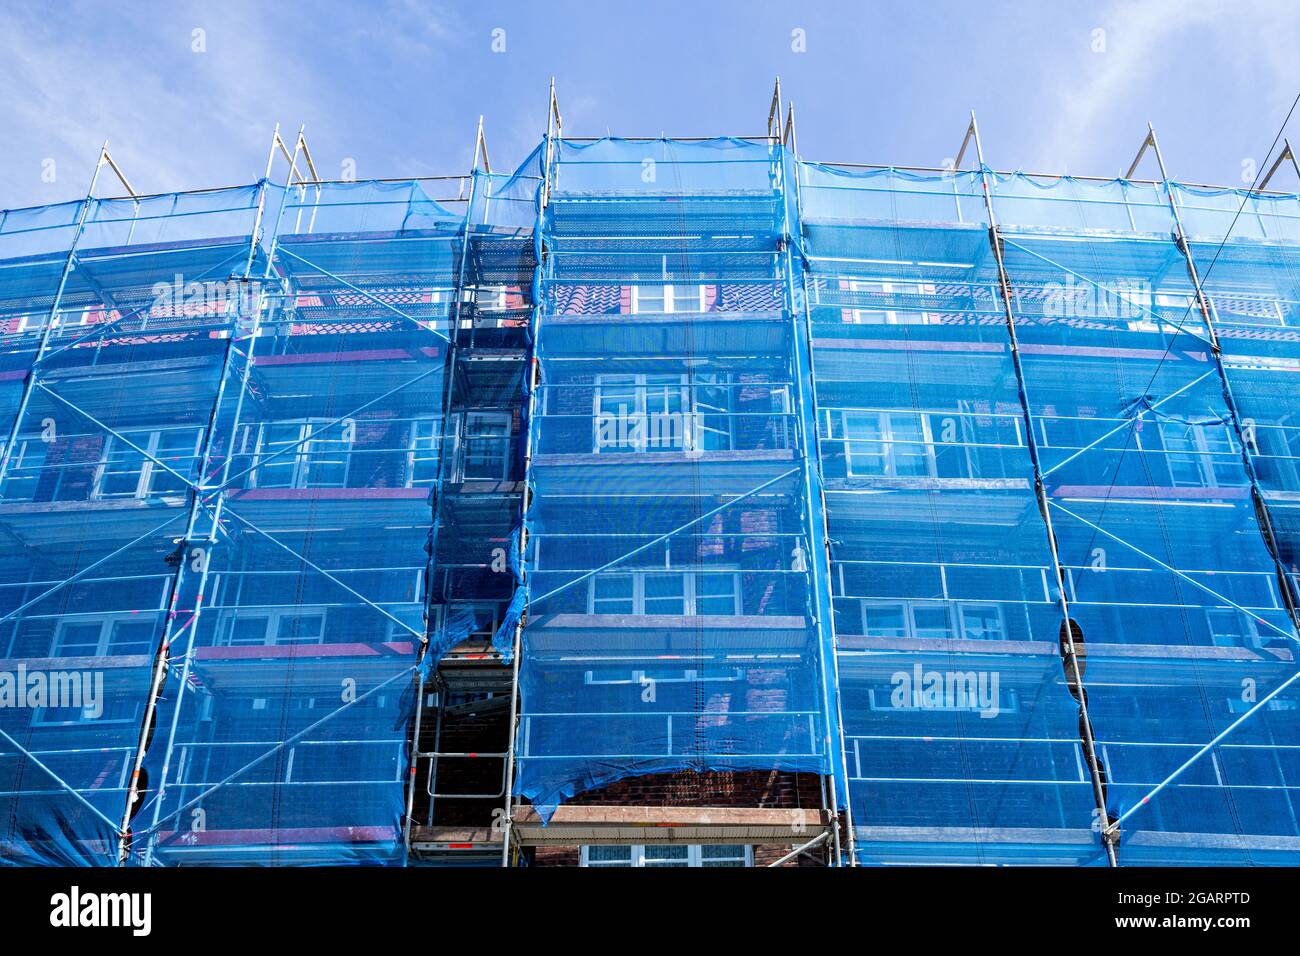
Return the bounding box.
[846,278,937,325]
[216,606,329,647]
[407,415,444,488]
[1,434,54,500]
[593,373,692,453]
[458,411,512,481]
[91,427,202,500]
[1149,419,1244,489]
[631,284,707,315]
[580,844,752,867]
[587,570,741,616]
[50,612,159,658]
[860,599,1006,641]
[827,409,937,479]
[583,667,743,687]
[245,419,354,489]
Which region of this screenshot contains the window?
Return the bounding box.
[1,436,51,501]
[631,284,705,315]
[217,608,327,647]
[827,410,933,478]
[581,844,751,867]
[845,279,937,325]
[593,374,741,454]
[407,416,443,487]
[860,600,1005,641]
[1206,608,1267,649]
[588,571,740,616]
[1155,421,1246,488]
[460,412,512,480]
[959,603,1006,641]
[51,615,157,658]
[93,428,202,499]
[14,309,90,335]
[584,667,742,687]
[244,420,352,489]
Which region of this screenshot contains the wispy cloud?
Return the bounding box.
[1031,0,1299,176]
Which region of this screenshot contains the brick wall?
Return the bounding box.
[528,769,826,868]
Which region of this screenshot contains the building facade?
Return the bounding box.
[2,110,1300,867]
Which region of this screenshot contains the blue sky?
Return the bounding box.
[2,0,1297,208]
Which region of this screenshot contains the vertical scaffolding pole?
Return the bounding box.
[118,143,284,864]
[139,130,302,865]
[1141,124,1300,636]
[403,133,483,856]
[776,102,853,865]
[0,144,110,489]
[965,113,1119,866]
[500,79,559,867]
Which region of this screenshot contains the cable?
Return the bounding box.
[1069,91,1300,605]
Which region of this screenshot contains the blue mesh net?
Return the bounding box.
[3,135,1300,867]
[513,138,839,817]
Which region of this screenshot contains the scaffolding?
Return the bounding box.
[2,82,1300,867]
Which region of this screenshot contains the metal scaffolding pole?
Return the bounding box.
[778,99,851,866]
[500,77,559,868]
[136,127,306,865]
[1094,125,1300,844]
[1143,123,1300,635]
[0,144,112,490]
[403,122,485,856]
[963,112,1119,866]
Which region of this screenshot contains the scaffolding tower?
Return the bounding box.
[2,84,1300,867]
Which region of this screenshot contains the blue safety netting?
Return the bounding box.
[0,172,537,866]
[4,135,1300,868]
[795,159,1300,865]
[996,174,1300,865]
[799,163,1101,865]
[513,138,839,817]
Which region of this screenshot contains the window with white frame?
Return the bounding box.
[631,284,706,315]
[594,374,687,452]
[217,608,328,647]
[93,428,202,499]
[826,410,933,478]
[1206,608,1268,649]
[581,844,751,867]
[0,435,52,501]
[407,416,443,487]
[861,599,1005,641]
[243,420,352,489]
[593,374,741,454]
[588,570,740,616]
[15,309,91,335]
[51,614,158,658]
[1153,420,1245,488]
[584,667,742,687]
[845,278,937,325]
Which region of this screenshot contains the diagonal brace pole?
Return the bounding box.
[1105,662,1300,839]
[1000,237,1217,352]
[0,509,188,627]
[221,507,424,641]
[528,465,802,607]
[273,247,451,344]
[1048,498,1297,644]
[217,363,444,488]
[1041,368,1218,478]
[35,383,204,495]
[135,664,416,839]
[0,726,126,834]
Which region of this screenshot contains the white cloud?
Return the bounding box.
[1032,0,1298,177]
